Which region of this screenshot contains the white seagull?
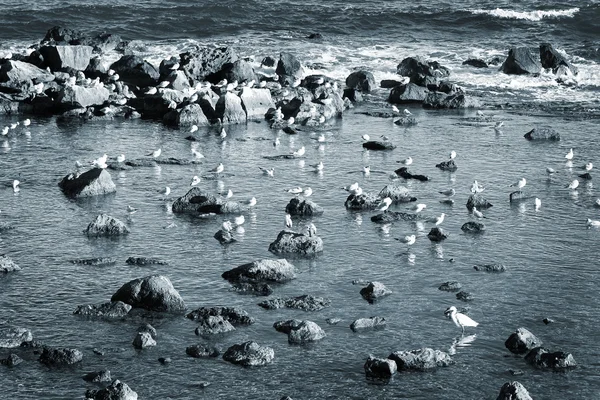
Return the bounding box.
[127,205,138,214]
[259,167,274,177]
[584,162,593,172]
[116,154,125,163]
[312,161,324,172]
[396,234,416,245]
[363,166,370,176]
[343,182,359,192]
[12,179,20,193]
[211,163,224,174]
[445,306,479,333]
[190,125,199,133]
[565,148,574,160]
[190,176,201,186]
[92,154,108,168]
[472,206,484,219]
[287,186,303,194]
[147,148,161,158]
[449,150,456,160]
[509,178,527,190]
[433,213,446,226]
[1,127,8,135]
[546,167,558,176]
[567,179,579,190]
[403,109,412,116]
[234,215,245,226]
[398,157,413,166]
[534,198,541,210]
[470,180,485,194]
[285,214,293,229]
[586,218,600,228]
[378,197,392,212]
[303,187,313,197]
[191,148,204,159]
[246,197,257,207]
[162,187,171,196]
[439,188,455,197]
[292,146,305,157]
[361,134,370,141]
[222,220,233,232]
[22,119,31,127]
[412,203,427,213]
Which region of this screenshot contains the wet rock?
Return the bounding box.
[1,353,23,367]
[496,381,533,400]
[39,45,93,71]
[502,47,542,75]
[111,275,186,313]
[542,318,555,325]
[214,229,236,245]
[186,306,255,326]
[85,379,138,400]
[509,191,535,203]
[360,282,392,303]
[70,257,117,266]
[273,319,326,344]
[388,348,454,371]
[137,323,157,339]
[240,87,275,120]
[222,341,274,367]
[0,60,55,85]
[175,103,211,127]
[427,227,448,242]
[0,327,33,348]
[59,168,116,198]
[505,328,543,355]
[438,281,462,292]
[394,167,430,181]
[215,91,246,124]
[343,88,362,102]
[212,59,258,87]
[268,230,323,255]
[73,301,132,318]
[388,83,428,103]
[258,295,331,311]
[83,369,112,383]
[523,127,560,141]
[423,92,480,109]
[142,88,185,118]
[579,172,592,180]
[436,160,457,171]
[84,214,129,236]
[466,194,493,210]
[230,282,273,296]
[524,347,576,370]
[222,258,296,285]
[350,316,386,332]
[325,318,341,325]
[362,140,396,150]
[39,347,83,366]
[186,344,220,358]
[158,357,171,364]
[371,211,423,223]
[396,57,450,86]
[380,79,403,88]
[180,46,238,82]
[364,356,397,379]
[463,59,488,68]
[345,70,376,93]
[285,197,324,216]
[110,54,159,87]
[461,221,485,233]
[171,187,244,215]
[125,257,167,266]
[474,264,506,273]
[276,52,304,86]
[378,184,416,203]
[0,254,20,273]
[456,291,473,302]
[195,315,235,336]
[540,43,578,75]
[344,192,380,210]
[132,332,156,349]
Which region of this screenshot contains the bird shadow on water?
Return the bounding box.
[448,334,477,356]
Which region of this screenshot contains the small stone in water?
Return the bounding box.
[325,318,341,325]
[543,318,555,325]
[158,357,171,364]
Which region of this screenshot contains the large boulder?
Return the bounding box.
[222,259,296,284]
[364,356,397,379]
[186,306,254,326]
[378,184,416,203]
[273,319,326,344]
[345,70,376,93]
[142,88,186,117]
[539,43,578,75]
[0,326,33,348]
[132,332,156,349]
[502,47,542,75]
[39,347,83,366]
[285,197,324,216]
[466,194,493,210]
[344,192,380,210]
[396,57,450,86]
[388,348,454,371]
[524,347,576,370]
[222,341,274,367]
[73,301,132,318]
[0,60,55,85]
[171,187,244,214]
[110,275,186,313]
[350,316,386,332]
[175,103,211,127]
[389,83,428,103]
[276,52,304,86]
[360,282,392,303]
[268,230,323,255]
[195,315,235,336]
[110,55,159,87]
[240,87,274,120]
[57,85,110,110]
[215,91,246,124]
[59,168,116,198]
[258,295,330,311]
[371,211,424,223]
[212,59,257,86]
[0,255,20,273]
[39,45,93,71]
[523,127,560,141]
[505,328,543,355]
[85,380,138,400]
[179,46,238,83]
[427,227,448,242]
[496,381,533,400]
[84,214,129,236]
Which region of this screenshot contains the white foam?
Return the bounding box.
[470,7,580,22]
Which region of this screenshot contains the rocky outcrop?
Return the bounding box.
[171,187,244,214]
[215,92,246,124]
[132,332,156,349]
[276,52,304,86]
[73,301,132,318]
[195,315,235,336]
[364,356,397,379]
[474,264,506,273]
[39,346,83,366]
[362,141,396,150]
[524,347,576,370]
[240,87,274,120]
[345,70,376,93]
[268,230,323,255]
[186,344,220,358]
[212,59,257,85]
[350,316,386,332]
[502,47,542,75]
[438,281,462,292]
[179,46,238,83]
[496,381,533,400]
[0,326,33,348]
[222,341,274,367]
[461,221,485,233]
[186,306,255,326]
[466,194,493,210]
[394,167,430,181]
[110,55,159,87]
[83,369,112,383]
[360,282,392,303]
[0,60,55,85]
[436,160,457,171]
[539,43,578,75]
[388,348,454,371]
[427,227,448,242]
[258,295,330,311]
[378,184,416,203]
[175,103,211,127]
[111,275,186,313]
[344,193,380,210]
[423,92,480,109]
[396,57,450,87]
[273,319,326,344]
[388,83,428,103]
[285,197,324,216]
[0,255,20,273]
[85,380,138,400]
[505,328,542,355]
[222,258,296,285]
[84,214,129,236]
[57,84,110,110]
[39,45,93,71]
[523,127,560,141]
[59,168,116,198]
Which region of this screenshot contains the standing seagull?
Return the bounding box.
[285,214,293,229]
[398,157,413,166]
[147,148,161,158]
[565,148,574,160]
[449,150,456,160]
[378,197,392,212]
[211,163,224,175]
[433,213,446,226]
[444,306,479,334]
[396,234,416,245]
[12,180,20,193]
[509,178,527,190]
[567,179,579,190]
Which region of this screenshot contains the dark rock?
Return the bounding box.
[85,379,137,400]
[180,46,238,83]
[215,91,246,124]
[466,194,493,210]
[84,214,129,236]
[1,353,23,367]
[195,315,235,336]
[111,275,186,313]
[371,211,424,223]
[258,295,330,311]
[240,87,275,121]
[325,318,341,325]
[502,47,542,75]
[438,281,462,292]
[83,369,112,383]
[350,316,386,332]
[423,92,480,109]
[70,257,117,266]
[378,184,416,203]
[261,56,276,67]
[42,26,86,45]
[388,348,454,371]
[158,357,171,364]
[125,257,167,266]
[389,83,428,103]
[463,59,488,68]
[285,197,324,216]
[230,282,273,296]
[474,264,506,273]
[344,192,380,210]
[39,347,83,366]
[364,356,397,379]
[496,381,533,400]
[396,57,450,86]
[59,168,116,198]
[212,60,257,87]
[110,55,159,87]
[222,258,296,285]
[273,319,326,344]
[132,332,156,349]
[542,318,555,325]
[307,33,323,39]
[343,88,363,102]
[172,187,244,214]
[73,301,132,318]
[0,254,20,273]
[214,229,236,245]
[186,344,220,358]
[505,328,542,355]
[268,230,323,255]
[0,327,33,348]
[186,306,254,326]
[39,45,93,71]
[461,222,486,233]
[436,160,457,171]
[509,191,534,203]
[222,341,274,367]
[345,70,376,93]
[137,323,157,339]
[524,347,576,370]
[394,167,430,181]
[579,172,592,180]
[362,140,396,150]
[539,43,578,75]
[20,340,44,349]
[456,291,473,302]
[380,79,403,88]
[427,227,448,242]
[360,282,392,303]
[276,52,304,86]
[523,128,560,141]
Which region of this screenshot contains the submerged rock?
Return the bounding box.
[0,255,20,273]
[268,230,323,255]
[456,291,474,302]
[350,316,386,332]
[394,167,430,181]
[423,92,480,109]
[396,56,450,86]
[0,327,33,348]
[524,347,576,370]
[523,127,560,141]
[505,328,543,355]
[371,211,423,223]
[85,379,138,400]
[509,191,534,203]
[84,214,129,236]
[438,281,462,292]
[427,227,448,242]
[111,275,185,313]
[194,315,235,336]
[186,306,255,326]
[360,282,392,303]
[344,192,380,210]
[172,187,244,215]
[273,319,326,344]
[436,160,458,172]
[222,341,274,367]
[463,59,488,68]
[59,168,116,198]
[83,369,112,383]
[39,346,83,366]
[125,257,168,266]
[222,259,296,284]
[388,348,454,371]
[0,353,23,367]
[73,301,132,318]
[258,295,330,311]
[364,356,397,379]
[214,229,236,245]
[496,381,533,400]
[461,221,485,233]
[186,344,220,358]
[362,141,396,151]
[474,264,506,273]
[70,257,117,266]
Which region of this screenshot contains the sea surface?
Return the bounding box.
[0,1,600,399]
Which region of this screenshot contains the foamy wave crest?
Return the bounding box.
[470,7,580,22]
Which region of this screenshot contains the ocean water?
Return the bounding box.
[1,1,600,399]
